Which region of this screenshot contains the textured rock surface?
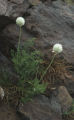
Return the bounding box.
[2,24,33,49]
[56,86,73,112]
[50,86,73,114]
[25,0,74,64]
[0,104,20,120]
[18,88,72,120]
[18,95,62,120]
[0,0,7,15]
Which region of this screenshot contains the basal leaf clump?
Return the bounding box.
[11,17,47,103]
[12,39,47,103]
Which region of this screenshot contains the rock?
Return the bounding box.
[6,0,30,18]
[0,87,4,100]
[0,52,19,85]
[50,95,62,115]
[0,0,30,30]
[9,0,24,4]
[26,0,74,65]
[18,95,62,120]
[0,0,7,15]
[64,72,74,96]
[56,86,73,113]
[2,24,34,49]
[50,86,73,116]
[0,104,20,120]
[0,0,11,30]
[0,0,30,36]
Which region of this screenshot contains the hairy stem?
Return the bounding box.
[17,27,22,53]
[16,27,22,67]
[40,54,56,81]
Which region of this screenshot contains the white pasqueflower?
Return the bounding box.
[53,43,63,53]
[16,17,25,27]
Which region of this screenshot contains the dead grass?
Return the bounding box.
[41,57,71,89]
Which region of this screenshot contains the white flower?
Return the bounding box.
[53,43,63,53]
[16,17,25,27]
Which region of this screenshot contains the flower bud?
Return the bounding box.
[16,17,25,27]
[53,43,63,53]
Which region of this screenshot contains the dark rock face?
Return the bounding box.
[18,86,73,120]
[0,104,20,120]
[54,86,73,113]
[18,95,62,120]
[6,0,29,18]
[2,24,33,49]
[26,1,74,64]
[0,0,29,30]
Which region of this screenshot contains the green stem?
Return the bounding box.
[25,81,34,86]
[17,27,22,53]
[17,27,22,66]
[40,54,56,81]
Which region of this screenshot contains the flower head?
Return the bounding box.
[16,17,25,27]
[53,43,63,54]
